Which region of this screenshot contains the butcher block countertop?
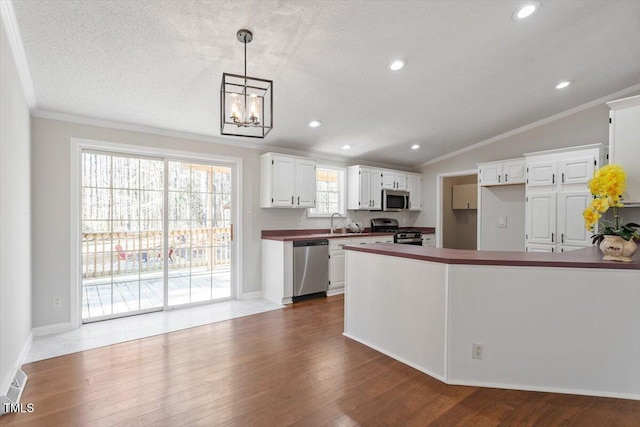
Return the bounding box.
[343,244,640,270]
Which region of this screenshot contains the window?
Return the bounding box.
[308,166,345,217]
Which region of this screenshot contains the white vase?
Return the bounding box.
[599,235,638,262]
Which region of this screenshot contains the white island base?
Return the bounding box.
[344,248,640,400]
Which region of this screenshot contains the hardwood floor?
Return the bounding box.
[3,295,639,426]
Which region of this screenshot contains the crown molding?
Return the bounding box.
[0,0,37,109]
[416,83,640,169]
[31,109,406,170]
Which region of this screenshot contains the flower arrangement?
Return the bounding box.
[583,164,640,244]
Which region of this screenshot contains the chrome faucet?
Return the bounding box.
[330,212,343,234]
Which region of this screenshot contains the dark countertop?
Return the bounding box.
[343,244,640,270]
[262,227,436,242]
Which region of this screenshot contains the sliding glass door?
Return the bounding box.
[81,152,234,322]
[167,161,232,306]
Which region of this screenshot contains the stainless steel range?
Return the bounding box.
[370,218,423,246]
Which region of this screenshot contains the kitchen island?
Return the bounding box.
[343,244,640,400]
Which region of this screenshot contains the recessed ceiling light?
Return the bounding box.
[411,144,420,150]
[389,59,407,71]
[556,81,572,89]
[308,120,322,128]
[512,1,540,20]
[342,144,352,150]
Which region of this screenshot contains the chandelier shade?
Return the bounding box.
[220,29,273,138]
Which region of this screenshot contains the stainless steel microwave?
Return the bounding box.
[382,189,409,211]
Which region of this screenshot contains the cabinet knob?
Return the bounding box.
[505,174,508,182]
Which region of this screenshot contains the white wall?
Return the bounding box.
[479,185,525,251]
[0,17,32,395]
[30,117,419,329]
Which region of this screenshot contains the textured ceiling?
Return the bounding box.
[10,0,640,166]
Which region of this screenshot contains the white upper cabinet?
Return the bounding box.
[527,160,557,187]
[407,173,422,211]
[608,95,640,204]
[502,159,526,184]
[347,165,383,210]
[269,155,296,206]
[478,158,525,186]
[295,159,317,207]
[381,170,408,190]
[260,153,317,208]
[370,168,383,209]
[559,156,595,185]
[524,144,608,251]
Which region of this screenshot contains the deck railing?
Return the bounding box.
[82,227,231,278]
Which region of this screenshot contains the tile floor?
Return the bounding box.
[26,298,283,363]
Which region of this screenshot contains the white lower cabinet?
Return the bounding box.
[422,233,435,247]
[328,235,393,295]
[329,249,346,291]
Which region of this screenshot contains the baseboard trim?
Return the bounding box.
[342,332,446,383]
[32,322,75,337]
[342,332,639,401]
[327,288,344,297]
[0,332,32,397]
[239,291,262,300]
[447,378,640,401]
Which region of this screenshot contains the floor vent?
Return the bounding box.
[0,369,28,416]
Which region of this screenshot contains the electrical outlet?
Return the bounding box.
[498,216,507,228]
[248,274,254,283]
[472,343,483,359]
[297,218,302,226]
[53,297,62,308]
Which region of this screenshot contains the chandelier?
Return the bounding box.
[220,29,273,138]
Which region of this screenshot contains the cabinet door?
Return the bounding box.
[557,191,591,246]
[271,155,295,206]
[407,174,422,211]
[526,192,556,244]
[452,184,477,209]
[560,156,595,186]
[503,160,526,184]
[296,159,316,207]
[359,168,371,209]
[329,250,346,290]
[395,172,408,190]
[422,233,435,247]
[527,160,557,187]
[610,101,640,203]
[479,163,502,186]
[381,170,395,189]
[370,169,383,210]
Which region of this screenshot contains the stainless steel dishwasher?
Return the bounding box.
[292,239,329,301]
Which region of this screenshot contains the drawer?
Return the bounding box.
[371,235,394,244]
[329,238,352,251]
[351,237,372,245]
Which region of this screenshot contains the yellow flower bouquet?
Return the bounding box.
[583,164,639,244]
